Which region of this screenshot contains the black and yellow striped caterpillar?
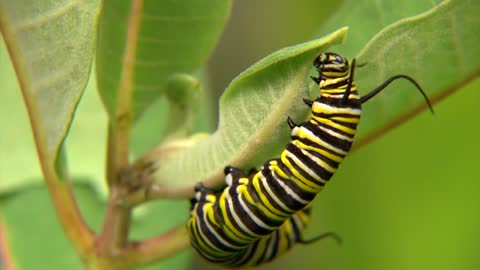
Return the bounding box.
[187,52,433,267]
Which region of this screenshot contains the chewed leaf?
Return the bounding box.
[151,27,348,193]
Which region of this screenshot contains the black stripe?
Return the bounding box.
[264,162,316,211]
[262,166,305,212]
[296,141,341,170]
[321,77,349,90]
[312,112,360,130]
[265,231,280,263]
[313,111,360,118]
[294,137,345,159]
[317,95,361,109]
[276,161,319,203]
[285,143,334,183]
[289,214,304,243]
[232,239,260,266]
[302,122,353,153]
[231,193,272,236]
[315,120,355,139]
[223,195,254,241]
[195,206,240,253]
[243,181,287,227]
[254,174,290,219]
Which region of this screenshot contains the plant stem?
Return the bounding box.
[106,0,143,187]
[122,225,190,268]
[0,218,17,270]
[97,188,132,254]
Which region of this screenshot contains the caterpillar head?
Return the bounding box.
[310,52,360,108]
[313,52,349,80]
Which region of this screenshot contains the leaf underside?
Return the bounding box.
[153,28,349,190]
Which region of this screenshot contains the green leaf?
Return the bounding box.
[0,0,102,168]
[0,40,108,195]
[0,183,99,270]
[162,74,202,140]
[0,182,191,270]
[96,0,232,121]
[152,27,348,192]
[351,0,480,147]
[130,71,215,159]
[316,0,444,58]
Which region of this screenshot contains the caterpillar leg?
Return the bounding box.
[298,231,342,245]
[224,166,248,187]
[247,168,258,178]
[189,182,217,210]
[302,98,314,107]
[286,116,297,129]
[288,207,342,245]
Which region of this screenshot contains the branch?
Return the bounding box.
[122,225,190,268]
[106,0,143,186]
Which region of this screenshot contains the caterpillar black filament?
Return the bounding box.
[187,52,433,267]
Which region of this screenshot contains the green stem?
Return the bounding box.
[97,188,132,254]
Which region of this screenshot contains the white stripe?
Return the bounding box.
[318,125,353,142]
[225,173,233,186]
[259,173,295,213]
[301,127,348,154]
[313,102,361,115]
[285,149,327,184]
[195,211,224,252]
[264,232,277,260]
[203,213,241,249]
[300,148,336,174]
[227,195,256,237]
[276,176,310,205]
[238,194,276,231]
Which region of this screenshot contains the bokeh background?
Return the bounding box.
[1,1,479,270]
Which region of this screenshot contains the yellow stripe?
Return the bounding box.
[297,126,347,155]
[244,178,287,221]
[321,88,347,94]
[218,192,252,243]
[322,71,348,77]
[292,139,343,163]
[299,148,336,174]
[311,115,356,134]
[330,116,360,124]
[280,151,321,191]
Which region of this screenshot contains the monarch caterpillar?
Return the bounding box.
[188,52,433,267]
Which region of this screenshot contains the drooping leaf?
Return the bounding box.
[151,28,348,193]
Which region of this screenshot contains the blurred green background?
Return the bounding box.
[1,0,479,270]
